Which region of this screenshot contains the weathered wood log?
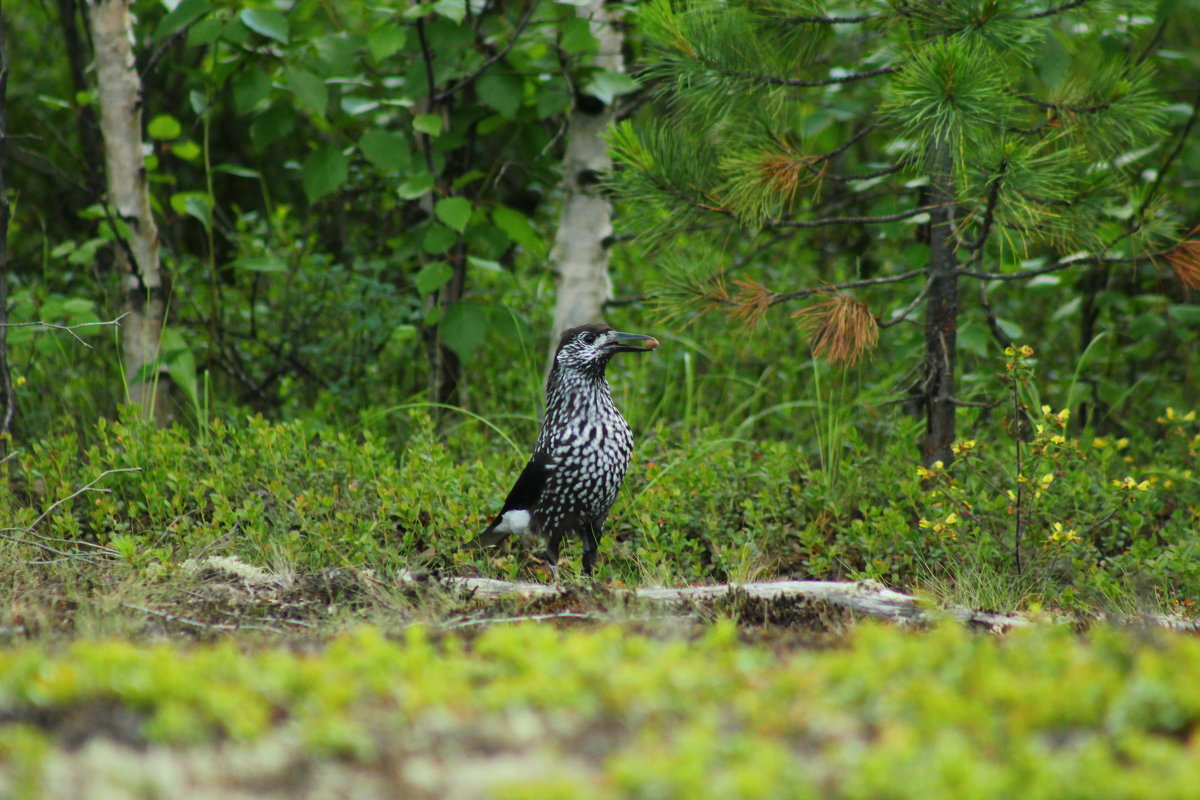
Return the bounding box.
[398,573,1033,631]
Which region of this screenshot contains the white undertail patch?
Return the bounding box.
[493,509,532,536]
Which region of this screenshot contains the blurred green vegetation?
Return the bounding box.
[5,622,1200,797]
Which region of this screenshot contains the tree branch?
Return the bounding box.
[782,14,880,25]
[1007,90,1109,115]
[769,204,939,229]
[434,0,537,103]
[769,268,926,305]
[958,248,1170,281]
[697,57,900,89]
[0,313,130,349]
[1021,0,1091,19]
[1136,81,1200,223]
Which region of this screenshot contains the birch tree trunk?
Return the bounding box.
[547,0,622,354]
[88,0,170,424]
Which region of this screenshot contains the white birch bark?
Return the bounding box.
[88,0,170,424]
[547,0,622,353]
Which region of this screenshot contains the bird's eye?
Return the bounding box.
[582,332,597,345]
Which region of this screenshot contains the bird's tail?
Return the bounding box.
[463,524,508,551]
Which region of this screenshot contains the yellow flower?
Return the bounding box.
[1039,473,1055,487]
[1115,438,1130,450]
[1047,522,1080,544]
[951,439,977,456]
[1093,437,1108,449]
[1112,476,1151,492]
[1041,404,1052,417]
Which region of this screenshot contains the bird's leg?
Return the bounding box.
[545,530,564,583]
[580,523,601,578]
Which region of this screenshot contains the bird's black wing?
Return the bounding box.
[465,452,551,549]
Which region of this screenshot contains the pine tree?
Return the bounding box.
[609,0,1188,465]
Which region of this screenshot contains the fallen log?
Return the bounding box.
[397,574,1032,631]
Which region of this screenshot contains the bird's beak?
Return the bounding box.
[609,331,659,352]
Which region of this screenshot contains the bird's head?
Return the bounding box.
[554,324,659,374]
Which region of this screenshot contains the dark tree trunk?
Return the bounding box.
[921,147,958,467]
[55,0,103,194]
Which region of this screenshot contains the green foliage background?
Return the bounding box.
[2,0,1199,603]
[3,1,1200,791]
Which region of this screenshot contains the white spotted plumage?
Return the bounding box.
[468,324,658,575]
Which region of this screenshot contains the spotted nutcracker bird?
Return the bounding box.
[467,323,659,576]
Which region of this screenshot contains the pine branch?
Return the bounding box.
[1008,90,1109,115]
[958,248,1172,281]
[1021,0,1091,20]
[782,13,880,24]
[768,204,939,229]
[769,268,926,305]
[694,54,900,88]
[818,161,909,183]
[1136,82,1200,223]
[963,159,1007,252]
[878,276,934,329]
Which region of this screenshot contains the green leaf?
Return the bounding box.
[414,114,443,136]
[341,97,380,115]
[423,224,457,254]
[171,140,202,161]
[583,69,638,105]
[185,15,223,46]
[432,0,466,24]
[251,105,295,150]
[1169,305,1200,325]
[492,206,544,254]
[561,18,598,54]
[301,146,349,203]
[287,66,328,117]
[536,88,571,119]
[147,114,182,140]
[957,320,989,357]
[169,192,212,227]
[467,256,503,272]
[230,256,288,273]
[214,163,261,179]
[240,9,289,43]
[183,194,212,228]
[160,328,200,414]
[477,73,524,119]
[359,130,412,173]
[368,27,407,62]
[397,173,435,199]
[452,170,485,191]
[154,0,211,41]
[435,197,472,233]
[439,303,489,361]
[232,69,273,114]
[415,261,454,296]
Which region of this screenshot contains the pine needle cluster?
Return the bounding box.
[608,0,1181,359]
